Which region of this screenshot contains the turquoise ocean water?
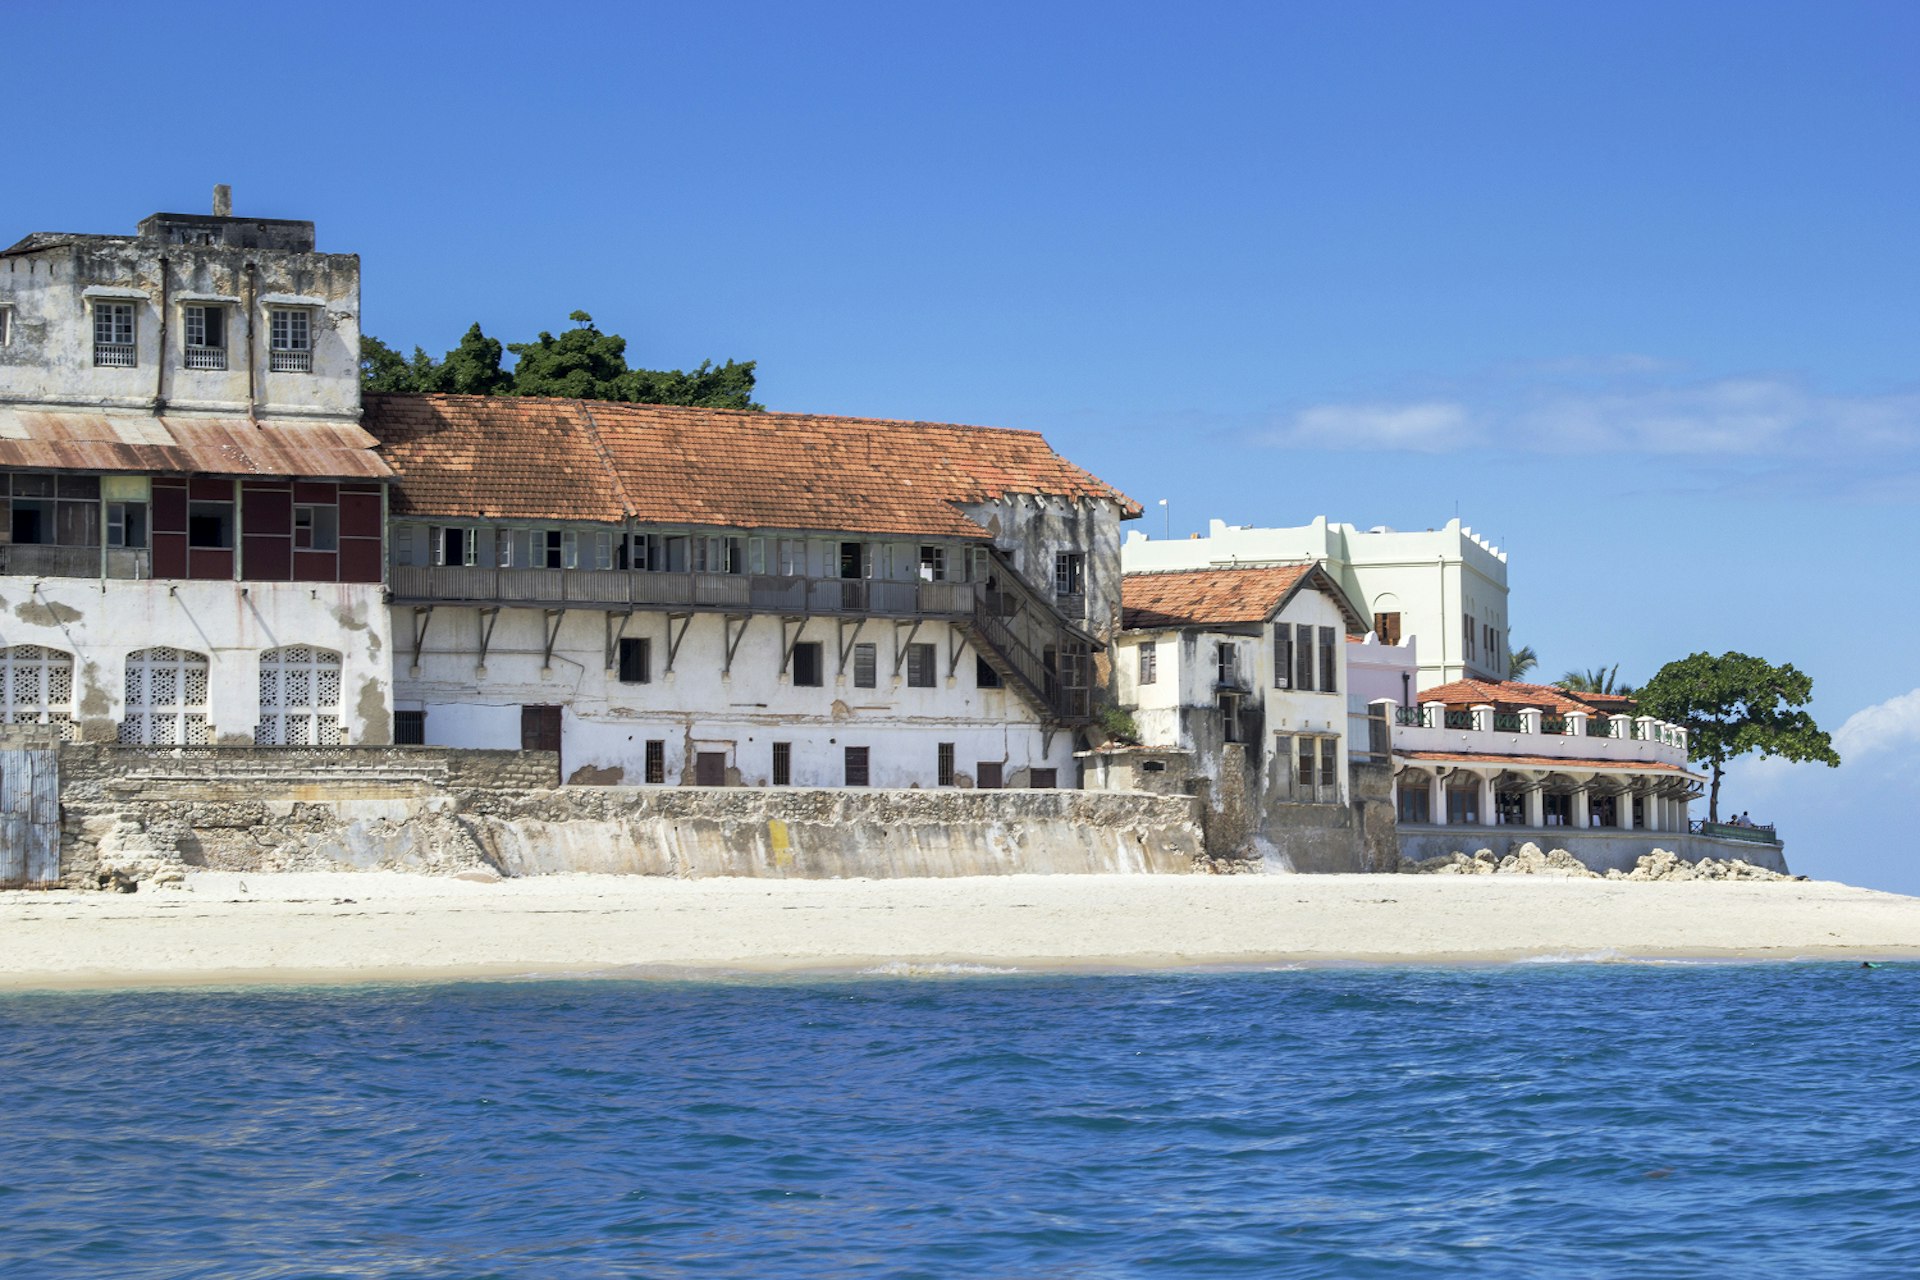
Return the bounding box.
[1,963,1916,1278]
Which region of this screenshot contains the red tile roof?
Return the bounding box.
[1120,563,1369,632]
[1416,678,1638,717]
[0,408,390,479]
[362,393,1139,538]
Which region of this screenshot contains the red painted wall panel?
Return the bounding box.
[189,477,234,502]
[338,539,383,583]
[292,481,338,505]
[242,484,292,535]
[292,551,339,582]
[244,537,292,581]
[339,492,382,539]
[152,481,188,534]
[153,533,187,579]
[188,549,233,580]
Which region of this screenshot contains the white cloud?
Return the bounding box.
[1264,401,1473,452]
[1833,687,1920,762]
[1254,365,1920,460]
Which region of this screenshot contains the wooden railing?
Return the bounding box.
[0,545,151,579]
[390,565,979,618]
[1690,819,1781,845]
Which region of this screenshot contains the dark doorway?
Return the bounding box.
[520,705,562,784]
[695,751,727,786]
[976,761,1003,790]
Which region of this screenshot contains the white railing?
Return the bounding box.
[1378,698,1689,765]
[93,343,137,368]
[184,347,227,370]
[270,348,312,372]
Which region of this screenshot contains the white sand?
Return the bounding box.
[3,870,1919,989]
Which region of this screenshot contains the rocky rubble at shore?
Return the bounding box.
[1402,842,1798,882]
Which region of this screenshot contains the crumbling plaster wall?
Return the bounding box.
[0,579,392,744]
[0,237,361,420]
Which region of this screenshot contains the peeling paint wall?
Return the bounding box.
[0,579,393,743]
[961,494,1129,643]
[395,607,1076,788]
[0,217,361,421]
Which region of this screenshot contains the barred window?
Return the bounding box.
[853,642,876,689]
[844,746,870,787]
[937,742,955,787]
[394,710,426,745]
[645,739,666,785]
[772,742,792,786]
[617,638,651,684]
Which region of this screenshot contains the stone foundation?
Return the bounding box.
[1395,825,1789,876]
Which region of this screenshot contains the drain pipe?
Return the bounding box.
[243,261,259,419]
[153,255,170,412]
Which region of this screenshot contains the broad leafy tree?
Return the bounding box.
[361,312,760,410]
[1636,651,1840,822]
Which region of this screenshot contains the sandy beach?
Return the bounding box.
[2,871,1918,989]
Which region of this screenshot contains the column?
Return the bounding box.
[1471,703,1494,734]
[1565,710,1589,738]
[1609,714,1633,740]
[1644,783,1661,832]
[1517,707,1543,736]
[1423,700,1448,730]
[1525,780,1544,828]
[1431,772,1447,825]
[1478,771,1497,827]
[1572,784,1590,828]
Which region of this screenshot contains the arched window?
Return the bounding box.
[256,646,344,746]
[0,645,76,740]
[121,648,210,745]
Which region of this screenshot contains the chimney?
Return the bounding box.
[212,184,232,218]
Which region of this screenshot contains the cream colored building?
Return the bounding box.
[1122,515,1509,686]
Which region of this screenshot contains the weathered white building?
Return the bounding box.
[1088,564,1397,870]
[0,193,393,745]
[1123,516,1510,685]
[367,393,1139,788]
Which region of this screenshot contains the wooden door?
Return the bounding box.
[976,761,1003,790]
[520,705,562,752]
[695,752,726,786]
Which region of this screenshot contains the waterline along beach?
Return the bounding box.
[4,872,1919,990]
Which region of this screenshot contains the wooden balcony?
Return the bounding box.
[389,565,979,617]
[0,545,152,579]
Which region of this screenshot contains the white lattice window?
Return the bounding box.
[255,646,344,746]
[121,647,211,745]
[0,645,77,741]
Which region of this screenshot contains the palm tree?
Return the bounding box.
[1556,664,1637,696]
[1508,644,1539,681]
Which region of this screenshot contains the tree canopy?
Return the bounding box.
[1508,644,1538,681]
[359,312,761,410]
[1635,651,1840,822]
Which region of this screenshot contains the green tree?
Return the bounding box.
[1508,644,1539,681]
[365,312,762,409]
[1635,651,1840,822]
[1557,664,1636,696]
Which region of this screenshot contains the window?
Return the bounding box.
[1274,625,1291,689]
[844,746,870,787]
[1543,793,1572,827]
[294,504,338,551]
[1216,643,1236,687]
[1318,626,1337,694]
[394,710,426,745]
[183,305,226,370]
[919,546,946,581]
[1463,614,1476,660]
[976,761,1003,790]
[1397,783,1430,824]
[777,538,807,576]
[0,306,11,347]
[1296,737,1315,791]
[1319,737,1337,791]
[1294,623,1316,692]
[906,642,936,688]
[255,645,344,746]
[937,742,955,787]
[1030,768,1057,789]
[1054,552,1085,598]
[693,535,743,574]
[645,739,666,785]
[839,541,866,579]
[188,501,234,549]
[1220,694,1241,743]
[1446,784,1479,825]
[976,655,1002,688]
[3,472,101,548]
[106,502,147,549]
[269,308,312,372]
[771,742,792,786]
[1496,790,1526,825]
[853,642,877,689]
[792,641,824,687]
[1138,641,1157,685]
[1373,612,1402,646]
[436,526,476,567]
[93,302,136,367]
[617,638,651,684]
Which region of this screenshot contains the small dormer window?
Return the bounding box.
[183,305,227,370]
[269,307,312,372]
[93,302,136,368]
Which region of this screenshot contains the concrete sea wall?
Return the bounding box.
[1396,826,1790,875]
[56,746,1204,885]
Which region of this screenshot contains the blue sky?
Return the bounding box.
[10,2,1918,887]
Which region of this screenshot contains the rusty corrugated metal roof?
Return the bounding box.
[0,408,391,480]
